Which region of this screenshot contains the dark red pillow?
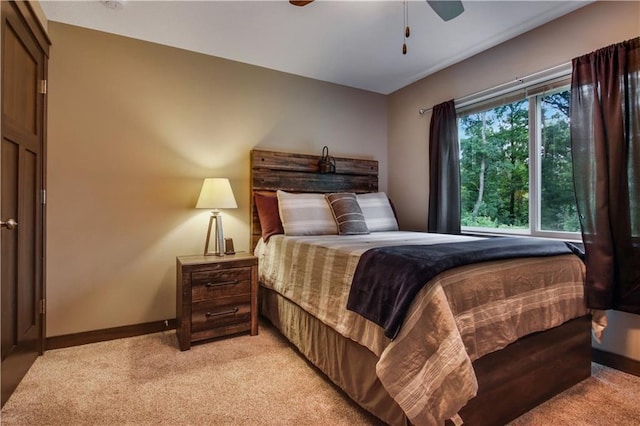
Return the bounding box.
[254,192,284,242]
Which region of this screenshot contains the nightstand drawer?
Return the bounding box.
[191,299,251,332]
[191,267,251,286]
[191,323,252,343]
[191,271,251,302]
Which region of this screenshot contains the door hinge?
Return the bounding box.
[41,189,47,205]
[39,80,47,95]
[40,299,46,315]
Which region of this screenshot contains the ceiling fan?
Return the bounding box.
[289,1,465,22]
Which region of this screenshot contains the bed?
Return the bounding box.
[250,149,591,425]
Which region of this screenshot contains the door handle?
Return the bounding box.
[0,219,18,230]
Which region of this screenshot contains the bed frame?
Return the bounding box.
[250,148,591,425]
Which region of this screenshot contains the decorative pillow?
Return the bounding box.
[325,193,369,235]
[356,192,400,232]
[254,192,284,242]
[276,190,338,236]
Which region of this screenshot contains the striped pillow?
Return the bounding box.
[276,190,338,236]
[356,192,399,232]
[325,193,369,235]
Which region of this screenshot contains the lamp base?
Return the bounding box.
[204,211,224,256]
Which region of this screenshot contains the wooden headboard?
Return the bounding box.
[250,149,379,251]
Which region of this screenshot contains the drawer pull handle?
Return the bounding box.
[205,280,239,288]
[205,307,239,319]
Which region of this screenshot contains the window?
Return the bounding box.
[458,84,580,239]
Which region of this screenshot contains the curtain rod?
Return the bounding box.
[418,61,572,116]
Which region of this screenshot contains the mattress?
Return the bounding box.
[255,231,586,424]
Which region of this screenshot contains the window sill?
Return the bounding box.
[461,228,582,243]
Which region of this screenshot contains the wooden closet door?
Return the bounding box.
[1,0,48,407]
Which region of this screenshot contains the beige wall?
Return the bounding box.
[46,23,388,336]
[387,0,640,361]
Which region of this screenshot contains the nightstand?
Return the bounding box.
[176,252,258,351]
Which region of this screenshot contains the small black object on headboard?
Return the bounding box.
[318,146,336,173]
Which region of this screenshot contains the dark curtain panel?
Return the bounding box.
[428,100,461,234]
[570,37,640,314]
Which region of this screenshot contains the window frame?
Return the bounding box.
[458,79,582,241]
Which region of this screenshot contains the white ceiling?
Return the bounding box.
[40,0,592,94]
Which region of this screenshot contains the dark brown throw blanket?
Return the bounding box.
[346,237,579,339]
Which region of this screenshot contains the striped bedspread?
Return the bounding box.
[255,232,586,425]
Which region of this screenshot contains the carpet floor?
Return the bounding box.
[2,321,639,425]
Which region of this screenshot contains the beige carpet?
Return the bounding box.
[2,321,639,425]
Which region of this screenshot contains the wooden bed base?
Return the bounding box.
[262,287,591,425]
[459,315,591,425]
[250,148,591,425]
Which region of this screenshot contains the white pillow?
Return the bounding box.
[356,192,399,232]
[276,190,338,236]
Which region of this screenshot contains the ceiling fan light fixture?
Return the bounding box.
[288,0,465,56]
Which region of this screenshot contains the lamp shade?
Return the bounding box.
[195,178,238,209]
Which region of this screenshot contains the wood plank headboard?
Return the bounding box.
[250,149,379,251]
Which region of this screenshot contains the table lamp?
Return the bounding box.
[195,178,238,256]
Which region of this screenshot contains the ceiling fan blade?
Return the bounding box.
[427,0,464,22]
[289,1,314,6]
